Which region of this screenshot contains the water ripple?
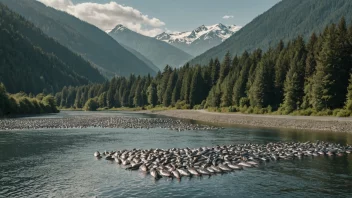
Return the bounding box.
[1,116,352,197]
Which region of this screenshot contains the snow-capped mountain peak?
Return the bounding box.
[155,23,241,45]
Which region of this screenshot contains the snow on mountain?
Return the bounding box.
[108,24,193,70]
[155,23,241,45]
[155,23,241,56]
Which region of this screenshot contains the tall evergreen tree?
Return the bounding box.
[163,70,177,107]
[189,66,203,107]
[249,52,275,108]
[147,82,158,107]
[281,37,307,113]
[210,58,221,86]
[219,52,231,83]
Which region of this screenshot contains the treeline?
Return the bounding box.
[55,18,352,116]
[0,83,59,117]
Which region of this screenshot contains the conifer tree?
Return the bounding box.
[281,37,307,113]
[163,71,177,107]
[189,66,203,107]
[305,33,318,78]
[74,88,82,108]
[219,52,231,83]
[147,82,157,107]
[249,53,275,108]
[232,52,251,106]
[311,25,342,110]
[211,58,220,86]
[180,70,192,103]
[344,74,352,111]
[220,74,234,107]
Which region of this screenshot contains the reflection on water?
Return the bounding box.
[0,111,351,197]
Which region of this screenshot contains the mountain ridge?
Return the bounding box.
[109,24,193,70]
[0,0,156,77]
[155,23,241,56]
[0,3,100,94]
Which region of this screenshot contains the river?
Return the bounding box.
[0,111,351,197]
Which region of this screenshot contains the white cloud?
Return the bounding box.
[38,0,165,37]
[222,15,234,19]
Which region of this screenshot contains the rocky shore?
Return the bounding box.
[151,110,352,133]
[0,115,218,131]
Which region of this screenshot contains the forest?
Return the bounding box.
[54,18,352,116]
[0,3,105,94]
[0,83,59,117]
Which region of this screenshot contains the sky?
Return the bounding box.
[38,0,281,37]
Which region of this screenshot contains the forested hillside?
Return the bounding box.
[190,0,352,66]
[0,0,156,77]
[0,3,102,94]
[54,19,352,116]
[109,25,193,70]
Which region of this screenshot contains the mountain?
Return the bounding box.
[120,44,160,73]
[0,0,156,77]
[155,23,241,56]
[108,25,193,70]
[189,0,352,66]
[0,3,99,94]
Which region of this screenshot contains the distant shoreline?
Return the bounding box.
[150,110,352,133]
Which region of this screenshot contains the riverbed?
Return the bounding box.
[0,111,351,197]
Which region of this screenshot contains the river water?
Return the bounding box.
[0,111,351,197]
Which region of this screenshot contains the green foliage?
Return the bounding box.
[0,83,58,116]
[84,99,99,111]
[175,100,190,110]
[280,37,307,113]
[147,82,158,107]
[42,95,59,113]
[337,110,351,117]
[239,97,250,108]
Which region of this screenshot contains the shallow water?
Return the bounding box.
[0,111,352,197]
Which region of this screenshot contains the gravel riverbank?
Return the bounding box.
[0,116,218,131]
[151,110,352,133]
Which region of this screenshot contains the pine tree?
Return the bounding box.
[220,74,234,107]
[157,66,172,104]
[0,83,9,116]
[189,66,203,107]
[281,37,307,113]
[163,70,177,107]
[98,92,107,107]
[147,82,157,107]
[211,58,220,86]
[133,80,143,107]
[219,52,231,83]
[171,72,183,106]
[305,33,318,78]
[311,24,346,110]
[74,88,82,108]
[249,53,275,108]
[180,70,192,103]
[344,74,352,111]
[232,52,251,106]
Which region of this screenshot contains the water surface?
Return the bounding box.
[0,111,351,197]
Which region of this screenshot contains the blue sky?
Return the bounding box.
[40,0,281,36]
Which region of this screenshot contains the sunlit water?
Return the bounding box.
[0,111,352,197]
